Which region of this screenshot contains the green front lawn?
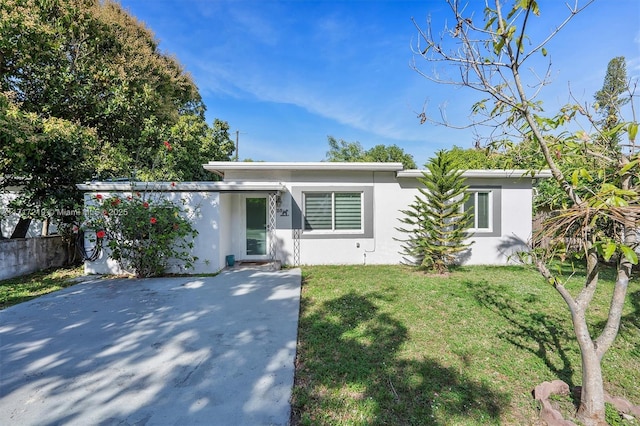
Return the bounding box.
[291,265,640,425]
[0,266,85,309]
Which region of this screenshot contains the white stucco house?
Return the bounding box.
[78,162,552,275]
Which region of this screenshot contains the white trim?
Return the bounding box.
[77,181,286,192]
[204,161,404,175]
[397,169,553,179]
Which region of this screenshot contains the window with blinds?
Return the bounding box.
[304,192,362,231]
[464,191,492,231]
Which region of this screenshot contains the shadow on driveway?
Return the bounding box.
[0,268,301,425]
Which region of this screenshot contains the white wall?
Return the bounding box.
[185,191,221,273]
[229,170,535,266]
[1,192,49,238]
[80,169,537,274]
[218,193,233,268]
[83,191,221,275]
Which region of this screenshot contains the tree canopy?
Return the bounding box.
[325,136,417,169]
[0,0,234,236]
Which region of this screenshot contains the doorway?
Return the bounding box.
[245,197,267,258]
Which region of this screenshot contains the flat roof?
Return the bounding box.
[76,181,286,192]
[204,161,405,176]
[203,162,552,179]
[396,169,553,179]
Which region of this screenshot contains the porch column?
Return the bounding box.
[268,192,277,261]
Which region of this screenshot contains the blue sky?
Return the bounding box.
[119,0,640,166]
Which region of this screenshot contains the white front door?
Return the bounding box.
[244,196,268,259]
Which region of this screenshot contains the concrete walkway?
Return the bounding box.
[0,268,302,426]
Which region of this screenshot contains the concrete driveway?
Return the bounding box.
[0,268,301,426]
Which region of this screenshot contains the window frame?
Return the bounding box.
[463,188,497,234]
[290,185,374,239]
[303,191,364,234]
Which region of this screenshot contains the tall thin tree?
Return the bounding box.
[594,56,629,150]
[398,150,473,274]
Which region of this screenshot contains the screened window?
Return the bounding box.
[464,191,492,231]
[304,192,362,231]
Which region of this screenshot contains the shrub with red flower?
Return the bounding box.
[163,141,172,151]
[83,190,198,277]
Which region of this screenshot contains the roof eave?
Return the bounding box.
[396,169,553,179]
[76,181,287,192]
[203,161,405,176]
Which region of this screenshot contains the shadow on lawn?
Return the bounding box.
[607,288,640,359]
[291,289,504,425]
[464,280,577,388]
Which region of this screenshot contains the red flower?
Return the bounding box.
[96,194,103,200]
[150,217,157,224]
[142,202,149,208]
[127,196,132,200]
[103,210,109,216]
[136,192,141,197]
[72,225,79,233]
[171,182,176,187]
[164,141,172,151]
[96,230,106,239]
[111,198,121,207]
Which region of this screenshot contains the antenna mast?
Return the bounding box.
[235,130,239,162]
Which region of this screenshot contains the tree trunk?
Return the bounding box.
[10,217,32,239]
[573,313,607,426]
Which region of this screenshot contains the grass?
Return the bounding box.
[2,263,638,424]
[291,265,640,425]
[0,266,85,309]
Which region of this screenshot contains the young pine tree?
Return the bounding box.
[398,150,473,274]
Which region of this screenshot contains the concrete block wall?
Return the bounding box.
[0,236,67,281]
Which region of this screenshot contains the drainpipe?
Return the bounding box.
[363,171,377,264]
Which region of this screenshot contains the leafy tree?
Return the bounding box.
[325,136,417,169]
[364,144,417,169]
[0,0,234,236]
[413,1,638,424]
[325,136,366,162]
[0,93,97,237]
[133,116,235,181]
[0,0,202,153]
[444,145,502,169]
[0,0,232,178]
[167,117,235,181]
[398,150,473,274]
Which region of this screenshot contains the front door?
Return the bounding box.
[245,197,267,258]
